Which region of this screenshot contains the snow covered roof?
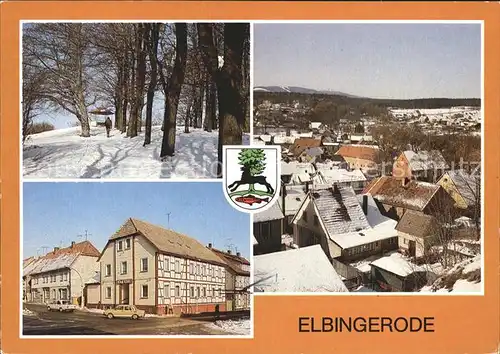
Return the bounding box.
[441,170,479,205]
[85,271,101,284]
[291,138,322,156]
[316,168,366,184]
[313,186,370,235]
[25,241,100,276]
[310,122,323,129]
[370,253,428,277]
[253,201,285,223]
[281,161,315,176]
[403,150,449,171]
[254,245,348,292]
[303,147,324,157]
[279,185,306,216]
[29,253,80,275]
[363,176,441,211]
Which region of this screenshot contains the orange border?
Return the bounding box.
[2,2,499,354]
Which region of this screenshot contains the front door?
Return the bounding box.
[119,284,130,304]
[408,240,416,257]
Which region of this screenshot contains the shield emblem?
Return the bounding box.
[223,145,281,213]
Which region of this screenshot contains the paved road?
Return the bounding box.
[23,304,228,336]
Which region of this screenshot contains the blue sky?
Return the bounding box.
[23,182,251,259]
[254,23,481,99]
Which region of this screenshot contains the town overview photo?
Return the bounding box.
[22,182,251,336]
[22,22,250,179]
[251,23,482,294]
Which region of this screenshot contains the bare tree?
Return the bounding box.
[198,23,249,177]
[23,23,97,137]
[158,23,188,159]
[143,23,160,146]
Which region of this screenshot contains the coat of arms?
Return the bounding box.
[223,146,281,213]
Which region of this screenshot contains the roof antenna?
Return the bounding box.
[166,212,171,227]
[77,229,91,241]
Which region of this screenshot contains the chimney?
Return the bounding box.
[208,243,212,249]
[236,252,241,257]
[362,195,368,216]
[71,241,76,248]
[227,250,232,255]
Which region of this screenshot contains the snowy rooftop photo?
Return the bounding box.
[254,245,348,293]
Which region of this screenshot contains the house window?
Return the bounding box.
[52,289,56,299]
[61,289,68,300]
[303,211,308,222]
[175,286,180,297]
[197,287,200,298]
[118,241,123,251]
[314,215,319,226]
[121,261,128,275]
[190,263,194,274]
[190,286,194,297]
[140,258,148,272]
[164,284,170,299]
[64,272,68,281]
[203,288,206,297]
[196,264,200,275]
[203,265,206,276]
[59,274,63,282]
[105,287,111,299]
[175,260,180,272]
[404,239,409,245]
[105,264,111,277]
[141,285,148,298]
[125,239,131,249]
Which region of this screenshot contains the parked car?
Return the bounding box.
[104,305,145,320]
[47,300,77,312]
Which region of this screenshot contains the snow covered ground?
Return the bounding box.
[420,255,482,293]
[23,126,250,179]
[23,308,36,316]
[204,319,251,335]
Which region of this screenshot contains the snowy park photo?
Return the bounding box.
[22,22,250,179]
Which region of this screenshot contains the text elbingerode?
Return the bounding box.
[299,316,435,333]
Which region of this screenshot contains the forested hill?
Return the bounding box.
[254,91,481,109]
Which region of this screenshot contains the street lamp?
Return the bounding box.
[69,267,85,308]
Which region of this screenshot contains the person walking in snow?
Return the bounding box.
[104,117,112,138]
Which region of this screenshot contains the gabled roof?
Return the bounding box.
[403,150,449,171]
[396,210,440,238]
[363,176,441,211]
[209,248,250,276]
[316,168,366,184]
[281,161,315,176]
[335,145,380,162]
[25,241,100,276]
[107,218,226,266]
[293,186,370,237]
[291,138,322,156]
[254,245,348,292]
[440,170,480,205]
[253,201,285,223]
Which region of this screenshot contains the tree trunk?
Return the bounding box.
[127,26,138,138]
[114,59,124,130]
[160,23,188,159]
[144,25,159,146]
[122,48,130,134]
[184,101,191,133]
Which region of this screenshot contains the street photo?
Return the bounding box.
[252,22,482,294]
[22,182,252,336]
[22,22,250,179]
